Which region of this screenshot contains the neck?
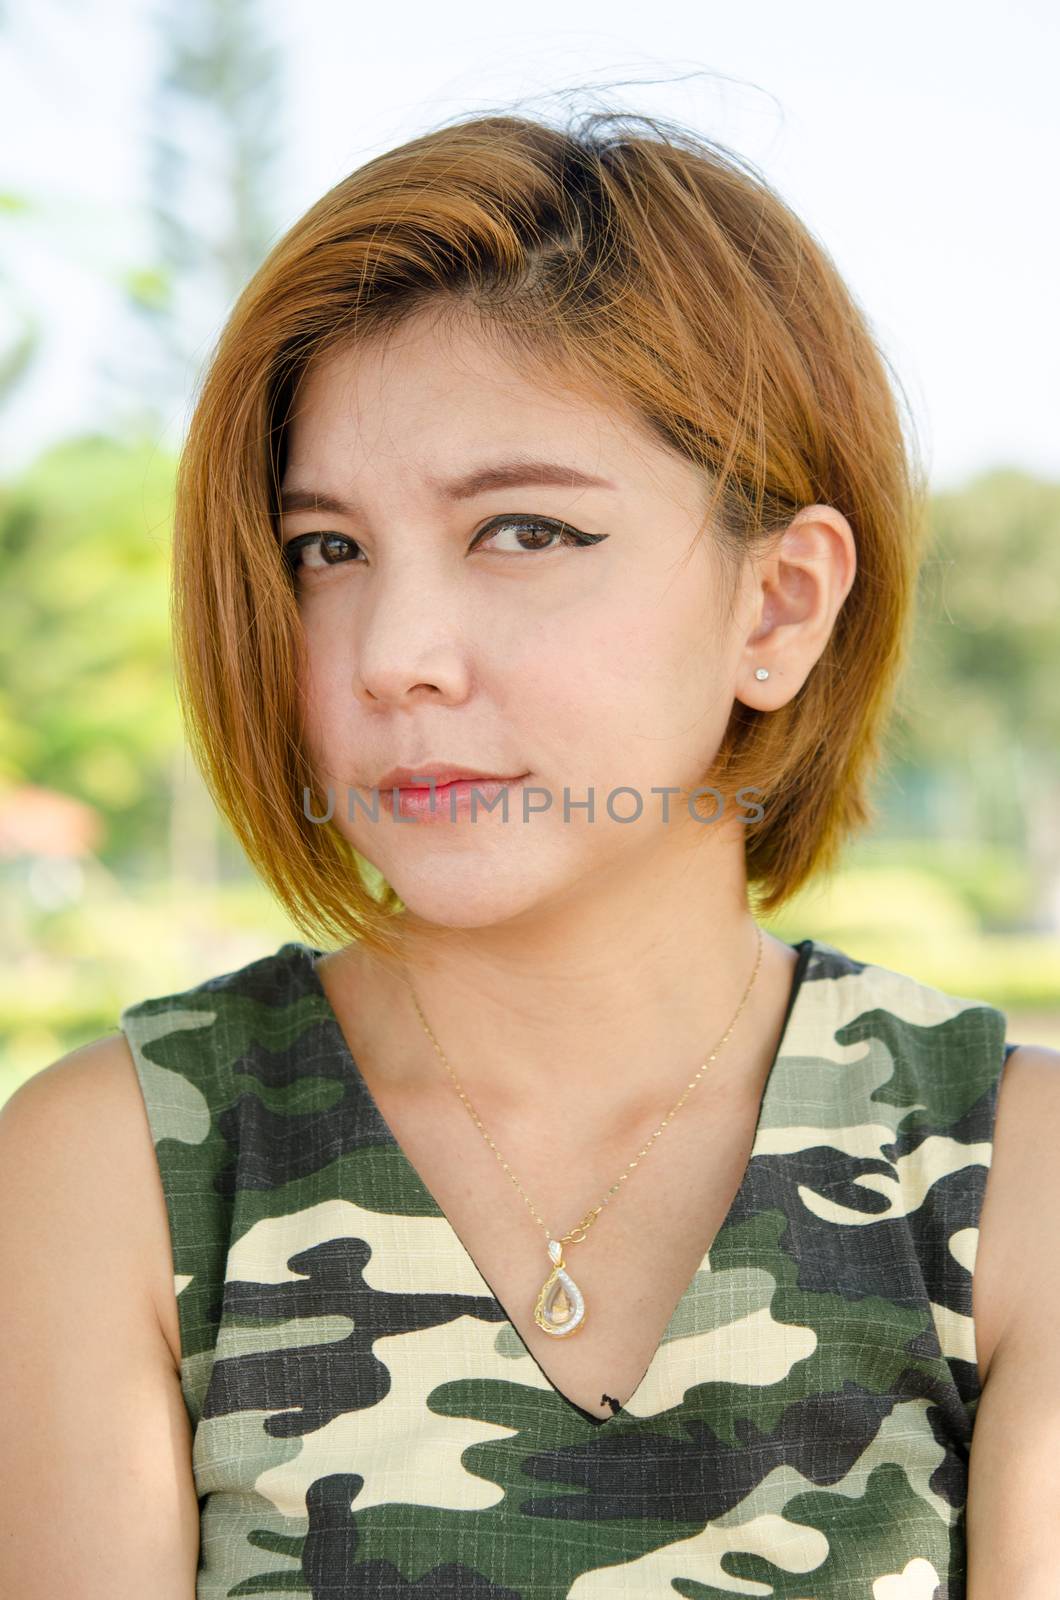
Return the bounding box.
[325,821,797,1128]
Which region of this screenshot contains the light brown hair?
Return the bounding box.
[171,102,928,957]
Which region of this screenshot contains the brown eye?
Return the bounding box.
[283,532,360,576]
[473,516,607,555]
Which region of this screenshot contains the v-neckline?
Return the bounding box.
[291,935,815,1430]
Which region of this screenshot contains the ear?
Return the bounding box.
[733,505,857,710]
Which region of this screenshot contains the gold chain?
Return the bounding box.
[399,923,764,1251]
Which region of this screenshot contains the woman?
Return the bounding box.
[2,105,1056,1598]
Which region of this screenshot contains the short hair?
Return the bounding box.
[171,102,928,958]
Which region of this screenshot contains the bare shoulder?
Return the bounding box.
[0,1033,199,1594]
[1,1030,182,1373]
[972,1041,1060,1383]
[966,1041,1060,1592]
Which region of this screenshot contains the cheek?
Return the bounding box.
[511,620,672,787]
[571,601,728,773]
[579,599,703,704]
[297,629,349,766]
[504,617,618,739]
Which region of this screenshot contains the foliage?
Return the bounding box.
[0,434,179,858]
[909,467,1060,756]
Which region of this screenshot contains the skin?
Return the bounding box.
[278,300,857,1140]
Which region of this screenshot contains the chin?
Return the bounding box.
[381,853,573,934]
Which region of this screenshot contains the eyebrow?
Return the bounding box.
[278,457,617,517]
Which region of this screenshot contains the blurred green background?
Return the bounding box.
[2,5,1058,1106]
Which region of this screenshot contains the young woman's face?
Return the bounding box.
[279,305,762,932]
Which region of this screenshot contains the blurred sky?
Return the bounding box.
[0,0,1057,490]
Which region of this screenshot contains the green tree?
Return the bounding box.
[898,467,1060,926]
[0,435,178,863]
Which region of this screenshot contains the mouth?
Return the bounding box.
[379,774,530,821]
[381,774,527,792]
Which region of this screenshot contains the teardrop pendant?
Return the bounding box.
[532,1237,586,1337]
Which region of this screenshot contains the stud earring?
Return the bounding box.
[755,667,770,681]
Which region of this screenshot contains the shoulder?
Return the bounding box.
[0,1039,201,1587]
[1,1029,171,1220]
[1,1032,181,1372]
[3,1029,147,1138]
[965,1041,1060,1587]
[993,1039,1060,1113]
[973,1041,1060,1383]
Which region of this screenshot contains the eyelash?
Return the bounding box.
[281,515,605,577]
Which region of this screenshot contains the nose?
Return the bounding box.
[352,564,473,708]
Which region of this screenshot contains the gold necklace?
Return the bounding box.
[400,923,764,1340]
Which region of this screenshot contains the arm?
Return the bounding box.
[966,1042,1060,1595]
[0,1035,200,1598]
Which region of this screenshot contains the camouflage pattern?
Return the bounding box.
[118,936,1015,1598]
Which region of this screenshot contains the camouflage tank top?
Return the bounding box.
[119,935,1015,1599]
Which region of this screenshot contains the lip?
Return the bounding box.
[374,763,526,791]
[383,775,529,823]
